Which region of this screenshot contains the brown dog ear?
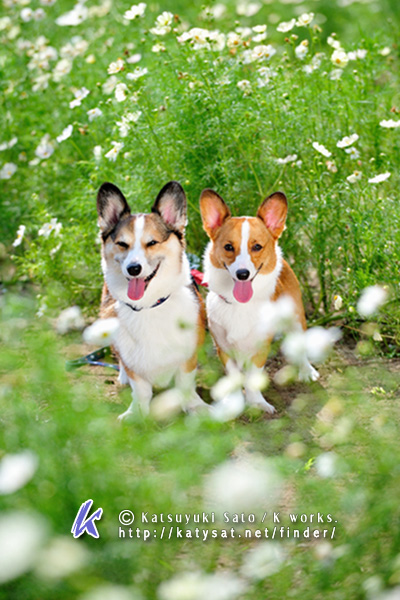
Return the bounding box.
[257,192,288,239]
[97,183,131,234]
[152,181,187,234]
[200,189,231,239]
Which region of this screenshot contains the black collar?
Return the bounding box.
[124,295,170,312]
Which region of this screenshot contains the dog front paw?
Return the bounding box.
[246,390,276,414]
[298,363,320,383]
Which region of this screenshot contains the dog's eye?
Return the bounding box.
[147,240,158,248]
[116,241,129,249]
[224,243,234,252]
[252,243,263,252]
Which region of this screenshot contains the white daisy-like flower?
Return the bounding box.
[126,53,142,64]
[107,58,124,74]
[20,8,33,22]
[0,451,38,495]
[53,58,73,82]
[337,133,359,148]
[237,79,252,94]
[56,305,85,334]
[83,317,120,346]
[35,136,54,159]
[327,36,342,50]
[152,43,165,53]
[379,46,391,56]
[345,146,360,159]
[0,137,17,151]
[295,40,308,60]
[296,12,314,27]
[126,66,148,80]
[150,11,174,35]
[102,76,118,95]
[251,44,276,61]
[334,295,343,310]
[380,119,400,129]
[368,172,391,184]
[282,327,341,365]
[276,154,298,164]
[93,145,102,160]
[346,171,362,183]
[357,285,388,317]
[33,9,45,21]
[56,124,73,143]
[114,83,127,102]
[105,141,124,161]
[276,18,296,33]
[0,162,17,179]
[12,224,26,247]
[331,49,349,68]
[347,49,367,60]
[38,217,62,238]
[123,2,146,20]
[227,31,242,48]
[87,107,103,121]
[56,3,88,26]
[69,86,90,109]
[236,1,261,17]
[312,142,332,158]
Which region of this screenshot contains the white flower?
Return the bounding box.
[0,451,38,495]
[69,86,90,108]
[87,107,103,121]
[327,36,342,50]
[56,3,88,26]
[368,172,391,184]
[93,145,102,160]
[208,31,225,51]
[0,162,17,179]
[0,512,46,583]
[150,388,183,422]
[276,18,296,33]
[326,160,337,173]
[357,285,388,317]
[204,454,282,514]
[251,44,276,61]
[38,217,62,238]
[158,571,248,600]
[56,306,85,334]
[0,136,17,151]
[315,452,338,478]
[236,1,261,17]
[152,43,165,53]
[295,40,308,60]
[212,372,244,402]
[35,136,54,159]
[261,295,298,337]
[126,66,148,80]
[13,225,26,247]
[347,49,367,60]
[345,146,360,159]
[105,141,124,161]
[35,537,89,579]
[123,3,146,20]
[241,542,287,580]
[83,317,120,346]
[107,58,124,74]
[102,76,118,95]
[211,390,246,422]
[227,32,242,48]
[115,83,127,102]
[337,133,359,148]
[331,49,349,68]
[276,154,298,165]
[150,11,174,35]
[33,8,45,21]
[334,295,343,310]
[282,327,341,365]
[20,8,33,22]
[380,119,400,129]
[312,142,331,157]
[53,58,73,82]
[56,124,73,143]
[346,171,362,183]
[379,46,391,56]
[126,53,142,64]
[253,25,267,34]
[237,80,251,94]
[296,12,314,27]
[330,68,343,81]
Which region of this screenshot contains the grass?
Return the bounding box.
[1,0,400,598]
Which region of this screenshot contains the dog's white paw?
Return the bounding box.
[246,390,276,414]
[118,365,129,386]
[117,409,134,422]
[298,363,320,383]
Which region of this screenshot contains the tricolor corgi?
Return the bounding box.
[200,189,319,414]
[97,181,206,420]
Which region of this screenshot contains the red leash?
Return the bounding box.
[191,269,208,288]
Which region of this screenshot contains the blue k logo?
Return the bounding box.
[71,499,103,539]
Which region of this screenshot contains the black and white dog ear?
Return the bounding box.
[152,181,187,234]
[97,182,131,233]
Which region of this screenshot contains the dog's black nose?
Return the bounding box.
[127,263,142,277]
[236,269,250,281]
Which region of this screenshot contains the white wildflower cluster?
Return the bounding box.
[38,217,62,237]
[83,317,120,346]
[150,11,174,36]
[282,327,342,367]
[56,306,85,334]
[357,285,388,317]
[56,3,88,27]
[123,2,146,20]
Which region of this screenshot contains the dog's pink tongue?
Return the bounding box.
[128,278,146,301]
[233,280,253,303]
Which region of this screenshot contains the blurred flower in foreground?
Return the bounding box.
[331,49,349,68]
[80,584,136,600]
[337,133,359,148]
[69,86,90,109]
[204,454,282,514]
[380,119,400,128]
[282,327,341,366]
[35,536,89,579]
[83,317,120,346]
[347,171,362,183]
[368,172,391,184]
[240,542,287,580]
[0,162,17,179]
[150,11,174,35]
[56,3,88,26]
[12,224,26,247]
[261,295,297,337]
[315,452,338,478]
[0,451,38,494]
[124,3,146,20]
[56,124,73,143]
[0,512,47,583]
[56,305,85,334]
[296,12,314,27]
[277,18,296,32]
[158,570,248,600]
[357,285,388,317]
[312,142,332,158]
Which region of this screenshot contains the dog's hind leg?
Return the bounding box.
[118,375,153,421]
[176,366,208,412]
[118,362,129,386]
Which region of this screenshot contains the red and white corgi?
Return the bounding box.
[97,181,206,420]
[200,189,319,414]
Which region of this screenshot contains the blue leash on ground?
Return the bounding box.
[66,347,120,371]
